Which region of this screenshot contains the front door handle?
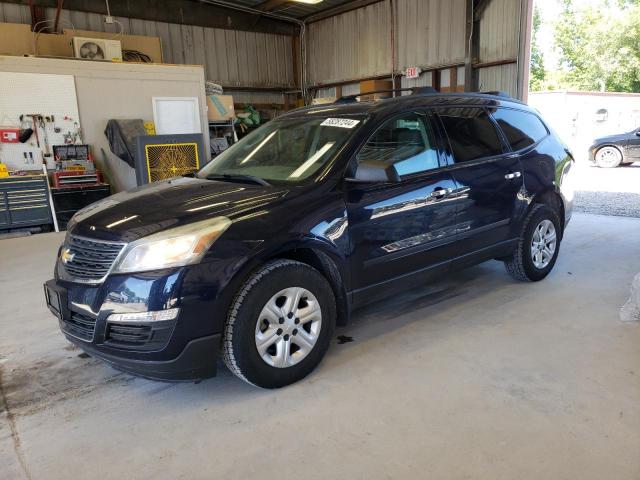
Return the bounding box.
[504,171,522,180]
[429,187,452,199]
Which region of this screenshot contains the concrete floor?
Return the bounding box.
[1,213,639,480]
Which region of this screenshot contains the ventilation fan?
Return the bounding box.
[72,37,123,62]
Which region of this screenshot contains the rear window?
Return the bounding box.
[438,108,504,163]
[491,108,548,151]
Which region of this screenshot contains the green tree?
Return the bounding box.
[529,5,546,91]
[554,0,640,92]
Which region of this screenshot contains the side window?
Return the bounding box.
[438,108,504,163]
[491,108,548,151]
[357,113,440,176]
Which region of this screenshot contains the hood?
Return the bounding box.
[592,132,630,145]
[70,177,289,242]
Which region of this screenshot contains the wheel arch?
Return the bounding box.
[595,144,624,163]
[529,188,566,236]
[271,246,350,327]
[222,240,351,328]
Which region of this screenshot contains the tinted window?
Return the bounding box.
[439,108,504,162]
[492,108,548,151]
[357,113,440,176]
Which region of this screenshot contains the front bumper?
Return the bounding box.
[63,329,220,381]
[44,261,230,381]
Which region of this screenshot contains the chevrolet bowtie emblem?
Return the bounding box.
[60,248,75,264]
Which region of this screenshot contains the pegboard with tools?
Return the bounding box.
[0,72,83,171]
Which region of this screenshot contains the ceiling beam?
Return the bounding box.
[304,0,384,23]
[255,0,291,11]
[3,0,300,35]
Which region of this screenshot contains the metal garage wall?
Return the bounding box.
[478,63,518,95]
[306,0,465,88]
[0,2,295,89]
[306,1,391,86]
[396,0,466,72]
[478,0,519,63]
[476,0,522,97]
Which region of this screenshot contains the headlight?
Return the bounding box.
[112,216,231,273]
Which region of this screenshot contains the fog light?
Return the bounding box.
[107,308,180,323]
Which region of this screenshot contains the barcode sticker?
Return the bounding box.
[321,118,361,129]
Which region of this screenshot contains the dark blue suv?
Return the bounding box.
[44,91,575,388]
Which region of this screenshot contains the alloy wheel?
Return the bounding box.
[530,219,557,269]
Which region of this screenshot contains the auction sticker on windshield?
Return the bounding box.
[321,118,360,129]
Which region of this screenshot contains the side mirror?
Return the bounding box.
[635,131,640,136]
[346,160,400,184]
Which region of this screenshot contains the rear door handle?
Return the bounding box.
[504,171,522,180]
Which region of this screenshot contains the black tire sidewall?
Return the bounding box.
[520,206,561,281]
[228,263,336,388]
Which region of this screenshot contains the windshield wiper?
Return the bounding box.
[205,173,271,187]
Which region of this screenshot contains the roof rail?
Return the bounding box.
[333,86,438,104]
[480,91,512,98]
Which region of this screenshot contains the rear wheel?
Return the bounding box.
[504,204,562,282]
[595,146,622,168]
[222,259,336,388]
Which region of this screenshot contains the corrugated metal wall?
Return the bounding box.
[478,0,520,63]
[0,2,295,90]
[306,1,391,85]
[306,0,466,89]
[476,0,522,97]
[1,0,527,98]
[396,0,466,71]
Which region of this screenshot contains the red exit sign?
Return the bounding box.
[405,66,421,79]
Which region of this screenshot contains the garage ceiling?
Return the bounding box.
[216,0,372,20]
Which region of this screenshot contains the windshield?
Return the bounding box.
[197,116,363,184]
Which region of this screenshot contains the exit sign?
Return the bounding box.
[405,66,421,79]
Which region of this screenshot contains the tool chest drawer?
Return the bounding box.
[0,176,53,231]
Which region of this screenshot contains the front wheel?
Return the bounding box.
[504,204,562,282]
[595,146,622,168]
[222,259,336,388]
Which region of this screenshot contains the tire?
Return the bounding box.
[504,204,562,282]
[595,146,622,168]
[222,259,336,388]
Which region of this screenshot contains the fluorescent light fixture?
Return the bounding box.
[289,142,335,178]
[292,0,323,3]
[108,308,180,323]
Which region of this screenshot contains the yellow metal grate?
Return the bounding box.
[144,142,200,183]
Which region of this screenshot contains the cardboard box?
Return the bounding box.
[207,95,236,121]
[0,23,34,56]
[360,79,393,101]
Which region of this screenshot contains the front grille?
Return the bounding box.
[62,235,125,281]
[62,312,97,341]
